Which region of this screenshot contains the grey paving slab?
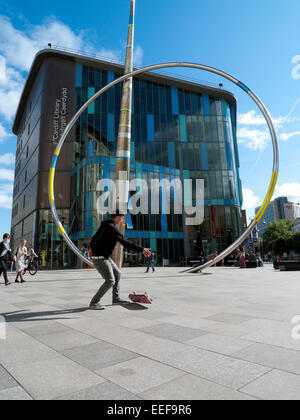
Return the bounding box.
[1,265,300,400]
[186,333,253,356]
[0,334,59,369]
[139,323,207,343]
[63,341,139,371]
[241,325,300,351]
[0,386,33,400]
[23,322,72,338]
[139,374,256,400]
[57,382,141,400]
[35,330,99,351]
[232,343,300,375]
[241,370,300,400]
[151,346,271,390]
[96,357,185,394]
[7,357,106,400]
[206,313,256,325]
[0,365,18,391]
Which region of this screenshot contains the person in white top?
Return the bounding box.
[13,239,27,283]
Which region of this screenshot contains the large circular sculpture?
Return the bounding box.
[48,62,279,271]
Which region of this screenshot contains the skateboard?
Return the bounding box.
[128,291,152,304]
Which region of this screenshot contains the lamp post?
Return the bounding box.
[112,0,136,268]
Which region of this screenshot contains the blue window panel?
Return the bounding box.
[161,214,167,231]
[156,232,162,238]
[75,64,82,87]
[103,163,110,179]
[225,139,233,170]
[179,233,184,239]
[147,114,154,142]
[171,86,179,115]
[126,213,133,230]
[168,142,175,168]
[87,141,94,157]
[203,94,210,115]
[168,232,174,239]
[108,114,115,142]
[150,238,157,251]
[130,142,135,160]
[108,71,114,83]
[150,231,156,238]
[179,115,187,142]
[183,170,189,179]
[88,87,95,114]
[200,142,208,170]
[138,231,143,238]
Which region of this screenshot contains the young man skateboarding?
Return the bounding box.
[89,212,151,310]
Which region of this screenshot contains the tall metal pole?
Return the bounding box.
[112,0,136,268]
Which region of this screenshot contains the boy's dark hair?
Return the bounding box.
[3,233,10,239]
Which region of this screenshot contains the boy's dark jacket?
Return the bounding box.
[91,220,143,259]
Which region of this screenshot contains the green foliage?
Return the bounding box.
[263,219,294,253]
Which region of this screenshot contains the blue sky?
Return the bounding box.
[0,0,300,236]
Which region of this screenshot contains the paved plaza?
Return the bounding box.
[1,264,300,400]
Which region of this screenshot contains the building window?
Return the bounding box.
[27,123,30,136]
[26,146,29,159]
[25,170,27,183]
[23,195,26,208]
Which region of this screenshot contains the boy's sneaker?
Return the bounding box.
[89,303,106,310]
[112,298,130,305]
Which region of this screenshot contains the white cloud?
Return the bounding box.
[133,45,144,66]
[0,15,89,72]
[274,183,300,204]
[0,15,125,120]
[0,183,13,193]
[292,55,300,80]
[237,126,270,151]
[238,109,300,151]
[0,153,15,165]
[0,192,12,209]
[238,110,266,127]
[280,131,300,141]
[0,55,5,81]
[0,169,14,181]
[242,188,260,210]
[0,122,12,142]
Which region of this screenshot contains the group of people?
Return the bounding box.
[0,234,38,286]
[235,247,264,269]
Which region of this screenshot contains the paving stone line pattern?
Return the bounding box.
[1,265,300,400]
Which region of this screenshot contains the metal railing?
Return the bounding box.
[48,44,223,89]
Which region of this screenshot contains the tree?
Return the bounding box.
[263,219,293,253]
[292,232,300,251]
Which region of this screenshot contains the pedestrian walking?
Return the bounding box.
[145,251,156,273]
[13,239,27,283]
[240,246,247,269]
[0,233,12,286]
[89,211,151,310]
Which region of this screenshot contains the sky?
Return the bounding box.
[0,0,300,236]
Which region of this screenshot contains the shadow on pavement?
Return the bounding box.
[2,307,89,323]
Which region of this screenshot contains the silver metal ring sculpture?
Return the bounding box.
[48,63,279,272]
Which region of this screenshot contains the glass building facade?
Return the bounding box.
[69,63,242,265]
[11,50,243,268]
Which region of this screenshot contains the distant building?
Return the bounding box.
[255,197,300,237]
[11,48,243,268]
[284,202,300,221]
[241,209,247,231]
[293,218,300,234]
